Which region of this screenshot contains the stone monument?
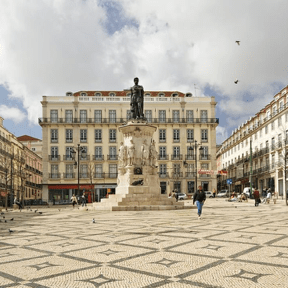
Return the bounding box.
[93,78,191,211]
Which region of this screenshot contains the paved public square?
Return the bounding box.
[0,198,288,288]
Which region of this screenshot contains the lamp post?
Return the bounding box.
[183,140,203,193]
[71,144,87,197]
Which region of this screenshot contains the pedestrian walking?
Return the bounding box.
[212,188,216,198]
[253,188,260,206]
[81,193,87,207]
[193,185,206,219]
[71,194,77,208]
[14,197,23,210]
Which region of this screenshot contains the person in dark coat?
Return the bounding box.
[193,185,206,219]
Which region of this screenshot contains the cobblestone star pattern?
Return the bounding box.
[0,199,287,287]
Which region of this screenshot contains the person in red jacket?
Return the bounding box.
[253,188,260,206]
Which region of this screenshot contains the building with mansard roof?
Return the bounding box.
[217,85,288,200]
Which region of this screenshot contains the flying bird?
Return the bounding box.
[8,228,14,233]
[234,79,239,84]
[235,41,240,45]
[10,218,14,221]
[38,212,43,215]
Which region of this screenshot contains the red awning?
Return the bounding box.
[48,184,94,190]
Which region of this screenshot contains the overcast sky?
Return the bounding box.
[0,0,287,143]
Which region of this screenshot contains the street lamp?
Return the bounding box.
[183,140,203,193]
[71,144,87,197]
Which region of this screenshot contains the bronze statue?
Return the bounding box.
[130,77,144,119]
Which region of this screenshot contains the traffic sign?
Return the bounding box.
[227,179,233,185]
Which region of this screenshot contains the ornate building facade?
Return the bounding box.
[39,91,218,203]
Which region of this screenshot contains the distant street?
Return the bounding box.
[0,199,288,288]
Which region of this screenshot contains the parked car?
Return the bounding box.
[217,190,228,197]
[205,191,213,198]
[243,187,254,198]
[177,193,187,200]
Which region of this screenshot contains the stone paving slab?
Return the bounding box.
[0,199,287,287]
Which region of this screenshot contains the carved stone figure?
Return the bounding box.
[130,77,144,119]
[141,139,150,166]
[127,140,135,166]
[132,179,143,186]
[118,142,127,167]
[149,140,157,167]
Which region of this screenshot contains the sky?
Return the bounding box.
[0,0,288,144]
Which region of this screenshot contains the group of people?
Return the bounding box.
[70,193,87,208]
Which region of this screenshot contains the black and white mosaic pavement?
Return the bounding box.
[0,199,288,287]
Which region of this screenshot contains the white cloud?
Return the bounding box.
[216,126,228,145]
[0,0,288,141]
[0,105,26,123]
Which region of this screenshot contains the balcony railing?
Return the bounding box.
[199,154,211,160]
[93,155,104,161]
[49,173,61,179]
[185,154,195,160]
[63,173,75,179]
[158,172,169,178]
[94,172,105,178]
[39,117,219,125]
[171,172,183,178]
[107,155,118,160]
[49,155,61,161]
[171,155,183,161]
[158,155,169,160]
[63,155,74,161]
[185,172,196,178]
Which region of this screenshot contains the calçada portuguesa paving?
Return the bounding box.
[0,198,288,288]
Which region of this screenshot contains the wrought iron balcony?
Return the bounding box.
[49,155,61,161]
[158,155,169,160]
[107,155,118,160]
[171,155,183,161]
[63,173,75,179]
[93,155,104,161]
[49,173,61,179]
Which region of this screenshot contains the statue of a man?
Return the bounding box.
[127,140,135,166]
[130,77,144,119]
[118,142,127,167]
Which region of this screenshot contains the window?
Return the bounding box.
[271,137,275,150]
[160,182,167,194]
[80,129,87,142]
[65,147,74,160]
[109,146,117,160]
[80,164,88,178]
[94,110,102,123]
[50,110,58,123]
[200,110,208,123]
[159,129,166,142]
[65,110,73,123]
[271,121,274,130]
[80,110,87,123]
[159,164,167,177]
[51,129,58,143]
[187,146,194,159]
[201,129,208,142]
[173,163,181,174]
[94,146,103,160]
[187,129,194,142]
[260,128,262,137]
[159,110,166,123]
[173,129,180,142]
[186,110,194,123]
[80,92,87,97]
[95,129,102,142]
[201,146,209,160]
[278,133,282,144]
[109,164,117,178]
[126,110,131,120]
[50,147,58,160]
[172,110,180,123]
[51,164,58,178]
[173,146,180,159]
[145,110,152,123]
[265,125,268,134]
[95,164,103,178]
[109,129,116,142]
[109,110,116,123]
[65,164,74,178]
[66,129,73,143]
[159,147,167,160]
[254,132,257,140]
[278,116,282,127]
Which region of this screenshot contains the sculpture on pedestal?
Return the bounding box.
[127,140,135,166]
[141,139,150,166]
[118,142,127,167]
[149,140,157,167]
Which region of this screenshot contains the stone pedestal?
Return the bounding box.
[93,119,191,211]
